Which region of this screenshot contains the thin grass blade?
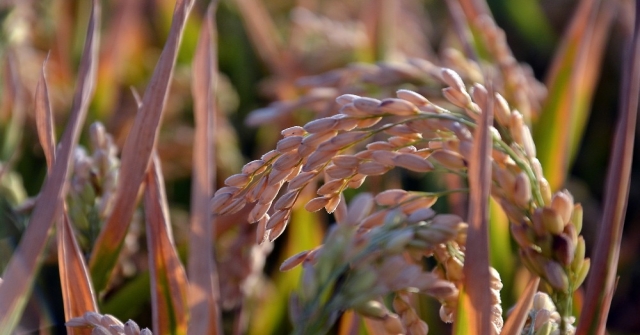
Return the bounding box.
[187,3,223,334]
[0,0,100,332]
[35,58,98,334]
[453,80,494,335]
[576,2,640,334]
[501,276,540,335]
[58,215,98,335]
[89,0,195,293]
[144,154,189,335]
[34,57,55,168]
[533,0,614,191]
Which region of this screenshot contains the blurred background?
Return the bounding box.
[0,0,638,334]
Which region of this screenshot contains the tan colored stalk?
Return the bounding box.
[577,1,640,332]
[188,3,223,334]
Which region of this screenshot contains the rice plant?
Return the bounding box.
[0,0,636,334]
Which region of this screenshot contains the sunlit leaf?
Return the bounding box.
[144,154,189,335]
[0,0,100,331]
[533,0,614,191]
[577,3,640,333]
[501,276,540,335]
[187,3,223,334]
[454,80,494,334]
[35,58,98,335]
[89,0,196,293]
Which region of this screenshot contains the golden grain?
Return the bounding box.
[396,89,429,106]
[304,117,340,133]
[305,197,330,212]
[352,97,382,114]
[393,153,433,172]
[242,159,266,175]
[276,135,303,153]
[375,189,409,206]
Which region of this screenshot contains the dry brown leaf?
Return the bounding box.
[34,57,56,166]
[58,214,98,335]
[144,154,189,334]
[501,276,540,335]
[89,0,195,293]
[577,3,640,333]
[35,56,98,335]
[0,0,100,331]
[455,80,495,334]
[187,3,223,334]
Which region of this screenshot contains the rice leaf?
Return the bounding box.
[144,154,189,335]
[576,3,640,333]
[58,215,98,335]
[89,0,195,293]
[34,56,55,169]
[453,80,494,334]
[533,0,614,190]
[501,276,540,335]
[35,58,98,335]
[187,3,223,334]
[0,0,100,331]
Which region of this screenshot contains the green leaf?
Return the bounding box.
[533,0,614,191]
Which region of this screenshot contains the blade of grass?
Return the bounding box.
[36,57,98,334]
[501,276,540,335]
[576,2,640,333]
[453,79,494,334]
[144,153,189,335]
[35,56,55,169]
[533,0,614,191]
[89,0,195,293]
[188,2,223,335]
[58,215,98,335]
[0,0,100,332]
[447,2,495,331]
